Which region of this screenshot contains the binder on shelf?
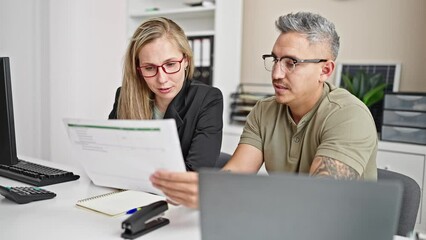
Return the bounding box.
[188,35,214,85]
[201,37,212,85]
[201,37,211,67]
[192,38,202,79]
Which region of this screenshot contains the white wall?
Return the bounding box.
[0,0,45,159]
[49,0,127,166]
[213,0,243,139]
[241,0,426,92]
[0,0,127,166]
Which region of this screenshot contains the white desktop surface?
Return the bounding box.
[0,157,410,240]
[0,156,199,240]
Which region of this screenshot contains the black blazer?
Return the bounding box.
[109,80,223,171]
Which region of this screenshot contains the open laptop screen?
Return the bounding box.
[199,171,402,240]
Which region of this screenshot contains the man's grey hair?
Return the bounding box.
[275,12,340,60]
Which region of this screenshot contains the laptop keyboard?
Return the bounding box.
[0,160,79,186]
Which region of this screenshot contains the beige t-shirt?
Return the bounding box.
[240,82,378,180]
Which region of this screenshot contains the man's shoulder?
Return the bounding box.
[320,85,374,124]
[326,85,367,110]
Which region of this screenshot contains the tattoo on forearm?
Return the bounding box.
[311,156,360,180]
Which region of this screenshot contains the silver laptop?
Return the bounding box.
[199,171,402,240]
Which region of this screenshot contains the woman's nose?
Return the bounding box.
[156,67,168,83]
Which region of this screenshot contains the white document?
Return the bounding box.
[64,118,186,195]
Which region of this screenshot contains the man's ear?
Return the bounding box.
[319,60,335,83]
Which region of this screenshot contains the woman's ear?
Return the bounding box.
[319,60,335,82]
[184,56,189,69]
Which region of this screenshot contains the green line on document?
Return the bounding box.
[67,124,160,131]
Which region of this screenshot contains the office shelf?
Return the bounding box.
[127,1,216,40]
[185,30,215,37]
[229,83,274,125]
[381,92,426,145]
[128,5,215,19]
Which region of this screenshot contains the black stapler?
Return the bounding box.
[121,200,169,239]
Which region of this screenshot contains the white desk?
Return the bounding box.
[0,157,200,240]
[0,157,411,240]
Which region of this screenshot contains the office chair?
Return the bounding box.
[377,168,421,236]
[215,152,232,168]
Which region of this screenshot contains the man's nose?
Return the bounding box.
[271,64,285,80]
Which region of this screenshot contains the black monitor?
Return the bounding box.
[0,57,18,166]
[0,58,80,186]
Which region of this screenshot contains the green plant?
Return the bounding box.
[341,70,388,107]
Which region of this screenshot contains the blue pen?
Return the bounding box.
[126,207,142,215]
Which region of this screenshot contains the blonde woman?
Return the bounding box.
[109,17,223,171]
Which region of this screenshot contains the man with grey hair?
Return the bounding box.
[150,12,378,209]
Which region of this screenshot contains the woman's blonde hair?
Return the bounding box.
[118,17,194,119]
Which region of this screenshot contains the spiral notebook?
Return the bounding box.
[76,190,165,217]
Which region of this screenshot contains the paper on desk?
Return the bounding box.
[64,118,186,195]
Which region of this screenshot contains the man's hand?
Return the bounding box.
[150,170,199,209]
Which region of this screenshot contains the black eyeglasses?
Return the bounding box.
[137,57,185,78]
[262,54,327,73]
